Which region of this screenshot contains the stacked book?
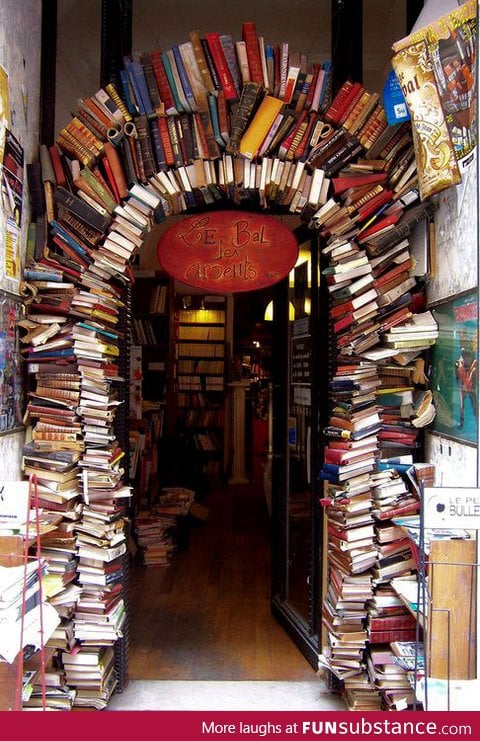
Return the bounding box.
[62,642,118,710]
[366,645,415,711]
[313,61,439,709]
[134,487,195,566]
[319,357,381,687]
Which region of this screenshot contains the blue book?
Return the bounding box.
[172,45,197,112]
[77,322,119,340]
[148,118,167,172]
[130,58,154,117]
[319,60,332,113]
[23,269,63,282]
[119,69,138,115]
[50,221,90,260]
[28,348,75,358]
[123,58,147,115]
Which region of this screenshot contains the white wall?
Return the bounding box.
[0,0,42,479]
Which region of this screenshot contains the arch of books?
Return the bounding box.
[24,27,438,710]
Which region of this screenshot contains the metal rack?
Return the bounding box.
[416,485,479,711]
[0,476,48,711]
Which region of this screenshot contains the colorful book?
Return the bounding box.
[239,96,284,160]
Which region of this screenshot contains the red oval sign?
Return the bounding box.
[157,211,299,293]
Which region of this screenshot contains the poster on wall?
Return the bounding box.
[0,291,24,434]
[391,0,476,200]
[0,64,9,161]
[0,128,23,283]
[430,290,478,445]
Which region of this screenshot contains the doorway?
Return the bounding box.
[127,230,322,681]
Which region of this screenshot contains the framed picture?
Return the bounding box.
[430,290,478,445]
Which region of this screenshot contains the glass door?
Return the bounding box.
[270,228,327,668]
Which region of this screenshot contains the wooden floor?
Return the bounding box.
[128,480,317,680]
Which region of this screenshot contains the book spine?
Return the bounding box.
[56,130,95,168]
[104,83,132,122]
[123,59,147,115]
[205,33,238,102]
[219,33,242,98]
[241,21,265,85]
[156,116,175,167]
[368,628,417,643]
[235,40,250,84]
[150,51,178,115]
[166,115,184,168]
[216,90,229,145]
[135,114,157,181]
[305,64,321,110]
[160,51,185,113]
[324,79,355,124]
[225,81,263,155]
[139,52,163,115]
[54,186,111,233]
[172,45,198,111]
[189,30,216,93]
[277,42,289,99]
[200,38,222,92]
[148,117,168,171]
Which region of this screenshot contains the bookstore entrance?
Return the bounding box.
[127,218,322,679]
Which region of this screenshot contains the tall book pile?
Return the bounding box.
[21,165,133,708]
[314,79,438,709]
[134,487,195,566]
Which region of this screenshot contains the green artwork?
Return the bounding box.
[431,290,478,445]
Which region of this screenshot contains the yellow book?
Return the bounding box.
[239,96,284,160]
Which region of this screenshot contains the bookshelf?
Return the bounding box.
[174,297,228,478]
[129,271,173,506]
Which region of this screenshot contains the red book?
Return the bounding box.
[101,156,121,204]
[356,190,394,222]
[156,116,175,167]
[150,50,177,115]
[330,287,378,318]
[333,312,354,334]
[305,63,321,110]
[324,448,375,465]
[357,212,402,242]
[292,111,317,161]
[374,500,420,521]
[241,21,264,85]
[278,110,308,159]
[332,172,387,196]
[325,81,363,125]
[49,145,67,187]
[368,628,417,644]
[40,256,82,281]
[102,142,128,200]
[374,260,411,289]
[337,83,365,126]
[205,32,238,102]
[369,614,417,632]
[52,235,90,270]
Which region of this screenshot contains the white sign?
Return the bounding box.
[0,480,30,529]
[424,487,480,530]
